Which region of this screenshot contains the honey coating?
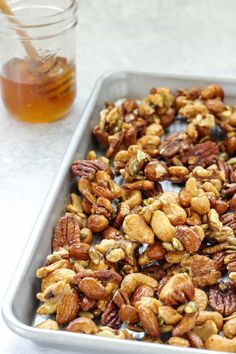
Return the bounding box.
[0,56,76,123]
[34,84,236,351]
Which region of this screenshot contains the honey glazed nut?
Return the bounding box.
[35,84,236,352]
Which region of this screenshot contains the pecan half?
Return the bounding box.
[52,214,81,251]
[212,252,227,273]
[220,212,236,235]
[101,301,122,329]
[71,159,110,180]
[159,132,192,158]
[208,282,236,316]
[182,255,221,288]
[182,141,218,168]
[113,289,129,307]
[225,253,236,272]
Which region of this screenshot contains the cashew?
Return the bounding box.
[151,210,175,242]
[122,190,142,209]
[165,251,188,264]
[146,122,164,136]
[162,203,187,226]
[208,208,222,231]
[123,214,154,244]
[106,248,125,262]
[135,297,161,314]
[202,181,219,198]
[137,135,161,149]
[194,288,208,311]
[185,177,199,198]
[191,195,210,215]
[35,319,59,330]
[158,306,183,325]
[196,311,223,331]
[96,326,133,340]
[36,259,70,278]
[46,248,69,264]
[159,192,180,205]
[65,317,98,334]
[78,178,96,204]
[168,337,190,347]
[159,273,194,306]
[193,320,218,342]
[95,239,136,258]
[67,193,84,215]
[121,273,157,296]
[205,335,236,352]
[224,317,236,339]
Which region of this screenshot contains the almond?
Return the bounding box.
[79,277,107,300]
[118,304,139,323]
[131,285,154,306]
[56,288,79,325]
[68,243,90,260]
[175,225,201,253]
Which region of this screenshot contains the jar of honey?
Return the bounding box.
[0,0,77,123]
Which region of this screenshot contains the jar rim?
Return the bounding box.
[0,0,77,29]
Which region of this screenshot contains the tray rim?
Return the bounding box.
[3,69,236,353]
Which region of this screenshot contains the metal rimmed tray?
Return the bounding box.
[2,71,236,354]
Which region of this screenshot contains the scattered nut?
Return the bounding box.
[35,319,59,330]
[151,210,175,242]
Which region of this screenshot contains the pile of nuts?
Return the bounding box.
[35,84,236,352]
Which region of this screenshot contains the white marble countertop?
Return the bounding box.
[1,0,236,353]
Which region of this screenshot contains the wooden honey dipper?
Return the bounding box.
[0,0,76,100]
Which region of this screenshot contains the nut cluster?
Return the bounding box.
[35,84,236,352]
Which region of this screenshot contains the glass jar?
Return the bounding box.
[0,0,77,123]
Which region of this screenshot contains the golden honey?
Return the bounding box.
[0,56,76,123]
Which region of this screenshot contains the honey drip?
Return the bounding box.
[0,56,76,123]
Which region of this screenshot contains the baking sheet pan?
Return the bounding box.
[3,71,236,354]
